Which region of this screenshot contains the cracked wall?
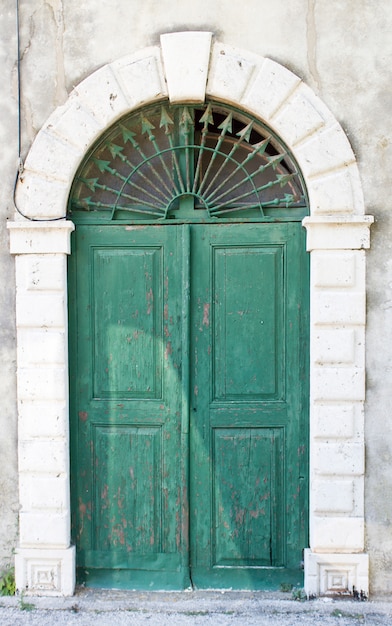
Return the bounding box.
[1,0,392,594]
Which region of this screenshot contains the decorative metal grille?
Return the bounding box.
[68,102,308,221]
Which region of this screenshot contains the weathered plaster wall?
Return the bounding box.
[0,3,20,569]
[1,0,392,594]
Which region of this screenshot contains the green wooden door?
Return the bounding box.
[69,221,308,590]
[189,223,308,588]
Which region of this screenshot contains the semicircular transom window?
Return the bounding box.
[68,101,308,222]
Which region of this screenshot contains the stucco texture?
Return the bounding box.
[1,0,392,594]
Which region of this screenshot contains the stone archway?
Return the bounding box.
[8,31,373,596]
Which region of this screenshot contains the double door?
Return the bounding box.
[69,222,308,589]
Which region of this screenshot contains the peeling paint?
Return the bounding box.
[202,303,210,327]
[164,341,172,359]
[146,287,153,314]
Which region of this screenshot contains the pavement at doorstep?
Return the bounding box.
[1,589,392,625]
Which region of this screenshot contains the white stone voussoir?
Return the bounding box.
[13,173,71,220]
[206,41,263,104]
[111,47,167,108]
[43,101,102,152]
[242,57,302,121]
[272,82,334,148]
[70,64,131,127]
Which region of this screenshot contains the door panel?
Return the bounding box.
[69,222,308,590]
[212,243,282,399]
[92,246,163,399]
[212,426,284,567]
[94,425,163,554]
[69,225,189,589]
[189,224,308,588]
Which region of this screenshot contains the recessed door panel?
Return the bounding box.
[92,247,163,399]
[213,245,282,400]
[212,427,284,567]
[93,425,163,554]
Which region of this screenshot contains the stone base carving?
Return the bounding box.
[304,549,369,597]
[15,546,75,596]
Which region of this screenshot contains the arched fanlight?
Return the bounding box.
[68,101,308,221]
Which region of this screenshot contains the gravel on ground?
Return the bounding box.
[1,589,392,625]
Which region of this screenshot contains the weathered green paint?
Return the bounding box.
[69,222,308,589]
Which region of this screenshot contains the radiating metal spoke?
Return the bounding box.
[196,112,233,196]
[105,141,172,204]
[192,104,213,194]
[207,159,291,208]
[203,138,272,205]
[180,106,194,192]
[160,107,185,194]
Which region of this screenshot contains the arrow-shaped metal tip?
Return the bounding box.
[92,158,112,173]
[120,125,138,147]
[107,143,124,159]
[159,107,174,130]
[236,121,253,142]
[268,154,285,169]
[180,106,194,128]
[79,177,99,192]
[141,116,155,135]
[217,112,233,134]
[200,104,214,129]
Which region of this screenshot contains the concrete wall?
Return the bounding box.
[1,0,392,594]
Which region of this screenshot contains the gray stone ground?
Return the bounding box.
[0,590,392,625]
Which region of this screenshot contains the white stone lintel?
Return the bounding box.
[303,216,374,251]
[304,549,369,597]
[8,221,75,255]
[15,546,75,596]
[160,31,213,103]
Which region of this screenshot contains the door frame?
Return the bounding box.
[8,31,373,596]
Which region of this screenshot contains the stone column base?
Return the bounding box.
[304,549,369,598]
[15,546,76,596]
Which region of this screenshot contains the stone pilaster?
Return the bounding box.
[8,221,75,596]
